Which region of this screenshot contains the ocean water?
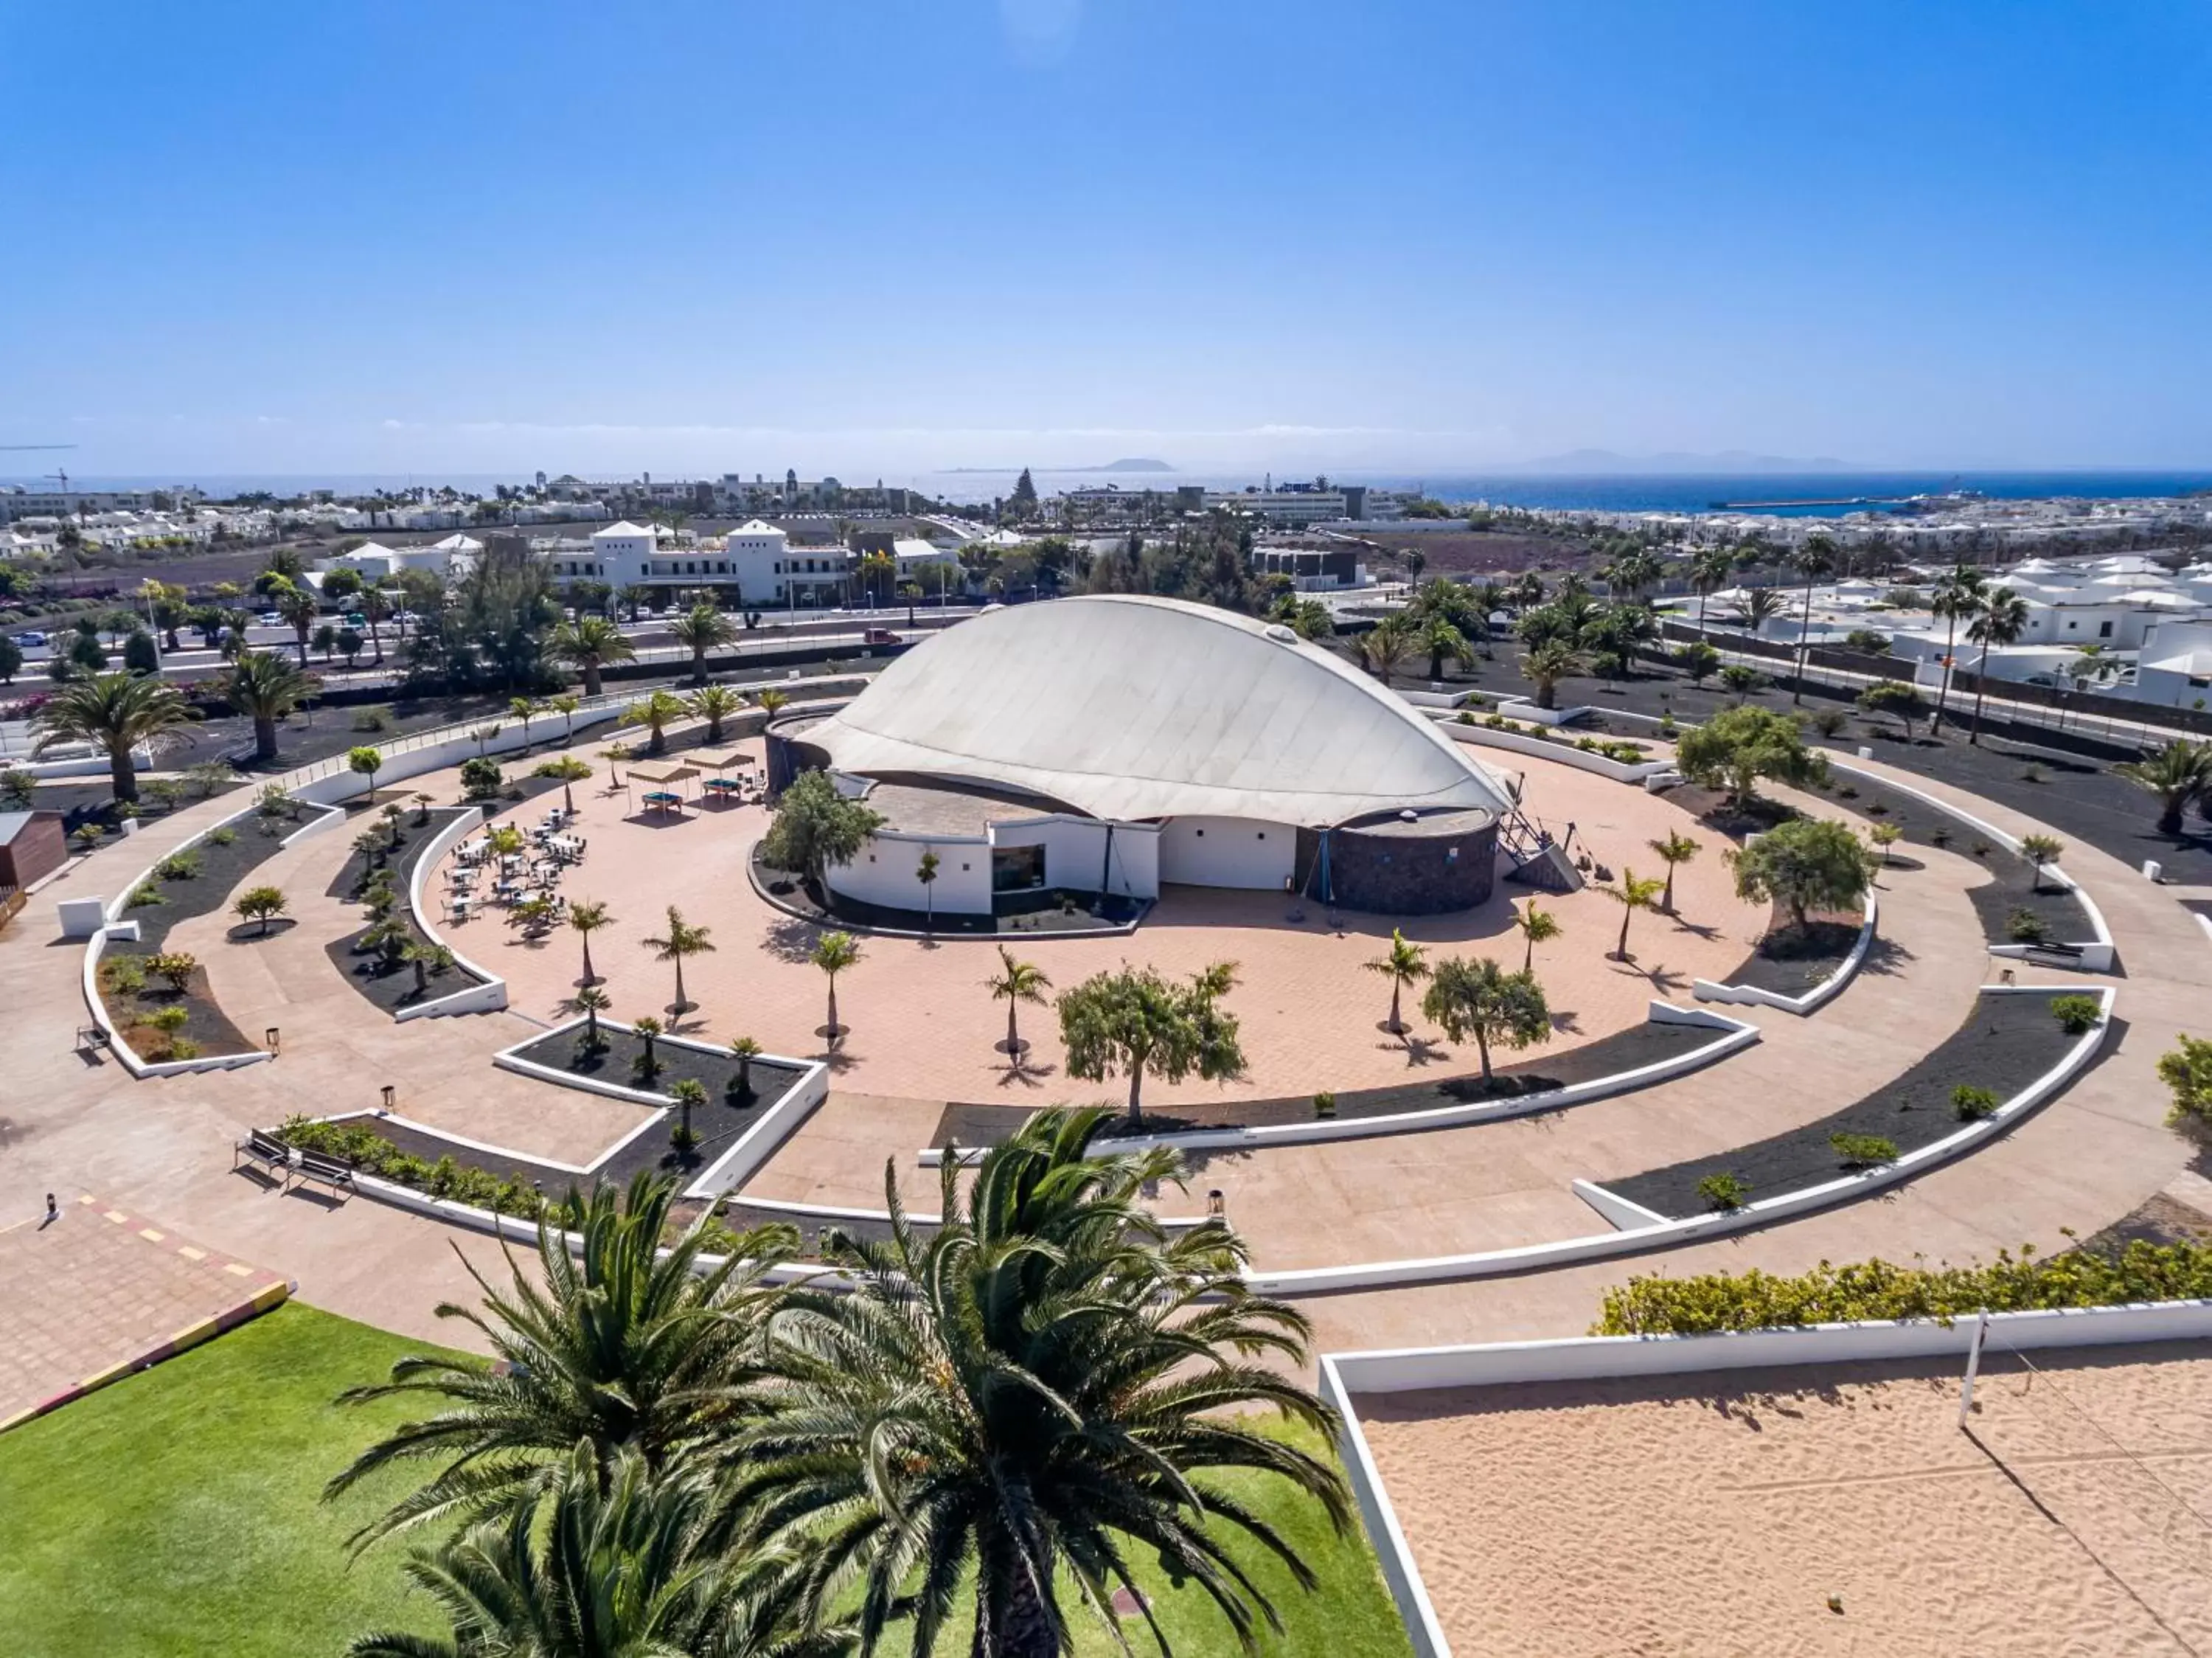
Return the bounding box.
[9,468,2210,518]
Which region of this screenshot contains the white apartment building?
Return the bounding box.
[1203,488,1349,527]
[538,520,853,606]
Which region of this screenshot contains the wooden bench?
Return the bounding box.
[232,1128,293,1186]
[291,1148,357,1201]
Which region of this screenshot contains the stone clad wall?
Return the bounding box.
[1293,819,1500,915]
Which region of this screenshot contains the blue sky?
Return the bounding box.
[3,0,2209,479]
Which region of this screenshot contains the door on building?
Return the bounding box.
[991,844,1046,892]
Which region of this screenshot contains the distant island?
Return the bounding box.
[939,458,1175,474]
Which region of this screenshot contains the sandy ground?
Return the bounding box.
[1357,1340,2212,1657]
[435,738,1772,1106]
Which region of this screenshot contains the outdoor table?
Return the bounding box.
[643,790,684,812]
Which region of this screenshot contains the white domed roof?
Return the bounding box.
[807,595,1513,827]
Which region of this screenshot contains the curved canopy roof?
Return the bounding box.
[806,595,1513,827]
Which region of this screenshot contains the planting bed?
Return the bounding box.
[507,1023,807,1110]
[322,805,487,1014]
[1605,989,2079,1220]
[928,1018,1722,1148]
[1830,776,2091,948]
[1722,913,1863,996]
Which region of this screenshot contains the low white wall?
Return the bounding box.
[24,746,151,780]
[1571,1177,1671,1232]
[1693,889,1878,1015]
[1317,1359,1455,1658]
[828,830,995,916]
[1436,718,1674,784]
[1244,984,2113,1296]
[922,1002,1759,1166]
[1157,815,1295,889]
[400,805,508,1019]
[288,704,625,808]
[683,1058,832,1199]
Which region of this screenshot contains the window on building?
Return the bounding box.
[2099,620,2115,638]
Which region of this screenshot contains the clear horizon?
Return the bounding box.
[4,1,2209,476]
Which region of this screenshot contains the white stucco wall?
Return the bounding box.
[826,832,995,915]
[990,814,1161,899]
[1156,815,1294,889]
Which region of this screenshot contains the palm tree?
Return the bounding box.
[1512,900,1561,973]
[1741,586,1786,632]
[984,944,1051,1061]
[509,696,540,749]
[549,693,581,746]
[326,1173,799,1550]
[1417,612,1472,681]
[641,905,714,1014]
[1964,589,2031,746]
[688,684,744,746]
[1365,927,1429,1036]
[32,671,197,805]
[1787,535,1837,704]
[2114,739,2212,836]
[755,687,790,722]
[1357,614,1414,684]
[360,583,393,666]
[1599,868,1667,960]
[546,616,636,697]
[227,649,313,763]
[347,1444,844,1658]
[729,1109,1348,1658]
[273,580,321,668]
[671,603,737,684]
[810,929,860,1044]
[1647,829,1701,912]
[914,847,939,930]
[565,985,613,1053]
[1519,638,1587,710]
[1927,563,1988,735]
[568,900,613,985]
[1689,544,1736,635]
[728,1035,763,1100]
[623,690,687,757]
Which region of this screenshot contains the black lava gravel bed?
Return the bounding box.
[508,1024,808,1118]
[930,1017,1727,1148]
[1722,916,1865,997]
[113,799,316,953]
[1606,989,2081,1220]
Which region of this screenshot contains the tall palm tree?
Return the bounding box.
[1964,589,2031,746]
[1787,535,1837,704]
[2114,739,2212,836]
[1417,612,1472,681]
[810,930,860,1044]
[1365,927,1429,1036]
[273,580,321,668]
[1599,868,1668,960]
[32,670,197,805]
[547,616,637,697]
[1926,563,1988,735]
[1512,900,1561,973]
[228,649,313,763]
[549,692,582,746]
[347,1444,849,1658]
[623,689,687,757]
[1741,585,1786,631]
[731,1109,1349,1658]
[642,904,714,1014]
[671,603,737,684]
[1518,638,1587,710]
[1357,614,1415,685]
[984,944,1051,1061]
[688,684,744,745]
[360,583,393,666]
[1647,829,1702,912]
[327,1173,798,1550]
[1689,544,1736,635]
[568,900,613,985]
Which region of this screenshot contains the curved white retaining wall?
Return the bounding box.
[1436,717,1677,784]
[1321,1294,2212,1658]
[1693,889,1879,1014]
[920,1002,1756,1167]
[398,805,508,1020]
[1245,983,2114,1296]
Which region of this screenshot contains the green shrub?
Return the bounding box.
[206,825,237,846]
[145,1004,189,1034]
[2006,907,2052,944]
[1830,1131,1899,1169]
[2161,1036,2212,1127]
[2051,995,2103,1037]
[1593,1241,2212,1336]
[1456,710,1477,725]
[274,1116,549,1220]
[126,883,167,909]
[103,957,145,994]
[153,849,201,881]
[1313,1090,1337,1120]
[459,756,503,799]
[351,707,391,732]
[1950,1084,2001,1121]
[1697,1171,1751,1212]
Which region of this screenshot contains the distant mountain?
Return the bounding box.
[1524,449,1855,475]
[1071,457,1175,474]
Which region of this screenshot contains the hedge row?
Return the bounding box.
[1591,1241,2212,1336]
[276,1115,549,1221]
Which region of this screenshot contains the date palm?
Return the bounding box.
[1647,829,1701,912]
[549,692,582,746]
[1740,585,1785,631]
[564,985,613,1053]
[325,1173,799,1550]
[347,1444,849,1658]
[1357,614,1414,685]
[984,944,1051,1062]
[273,579,321,667]
[1417,612,1472,681]
[642,904,714,1014]
[2114,739,2212,836]
[622,689,687,756]
[568,900,613,985]
[688,684,744,745]
[1365,926,1429,1036]
[1512,900,1561,973]
[1964,589,2031,746]
[1599,867,1668,960]
[671,603,737,684]
[1927,563,1987,735]
[810,929,860,1044]
[1688,544,1736,635]
[32,670,198,805]
[1786,535,1837,704]
[546,615,636,697]
[360,583,393,665]
[730,1108,1349,1658]
[1518,638,1587,711]
[227,648,313,762]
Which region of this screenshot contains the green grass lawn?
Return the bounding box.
[0,1302,1413,1657]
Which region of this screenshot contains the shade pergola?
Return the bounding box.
[625,761,700,814]
[627,763,700,785]
[696,750,756,802]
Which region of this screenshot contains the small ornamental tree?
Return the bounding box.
[1364,928,1429,1036]
[459,756,503,800]
[145,951,199,993]
[347,744,383,805]
[1057,961,1245,1125]
[1673,704,1829,805]
[759,769,886,890]
[1512,901,1562,974]
[984,945,1051,1062]
[668,1078,706,1154]
[811,929,862,1044]
[234,885,288,935]
[2020,833,2065,893]
[1646,830,1701,912]
[728,1036,762,1100]
[2160,1035,2212,1128]
[1855,679,1928,739]
[1727,816,1871,934]
[565,985,612,1055]
[1419,957,1551,1086]
[1597,869,1666,960]
[914,847,940,930]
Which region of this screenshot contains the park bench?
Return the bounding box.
[232,1128,293,1185]
[74,1024,113,1056]
[290,1148,357,1201]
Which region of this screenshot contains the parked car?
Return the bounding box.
[342,611,367,628]
[862,627,901,645]
[13,631,47,647]
[257,611,283,627]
